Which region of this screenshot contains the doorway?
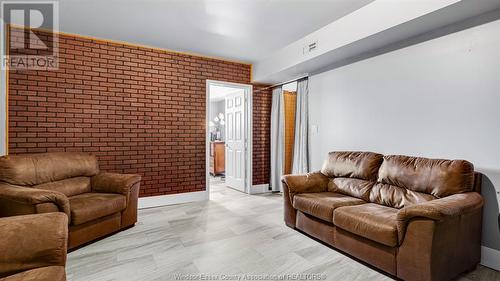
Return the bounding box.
[206,80,253,196]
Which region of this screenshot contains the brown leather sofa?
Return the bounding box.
[282,151,483,281]
[0,152,141,249]
[0,213,68,281]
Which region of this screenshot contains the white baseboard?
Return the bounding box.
[481,246,500,271]
[138,190,208,209]
[250,184,270,194]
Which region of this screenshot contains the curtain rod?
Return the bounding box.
[270,74,309,88]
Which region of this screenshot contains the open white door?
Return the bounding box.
[225,91,246,192]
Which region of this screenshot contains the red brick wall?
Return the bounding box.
[8,28,271,197]
[252,84,272,186]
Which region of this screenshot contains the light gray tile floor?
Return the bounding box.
[67,178,500,281]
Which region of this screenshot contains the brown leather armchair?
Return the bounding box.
[283,151,483,281]
[0,213,68,281]
[0,152,141,249]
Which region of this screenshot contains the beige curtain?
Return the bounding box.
[292,78,309,174]
[270,86,284,192]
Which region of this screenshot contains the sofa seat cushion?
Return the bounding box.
[0,266,66,281]
[293,192,366,223]
[333,203,399,247]
[69,193,126,225]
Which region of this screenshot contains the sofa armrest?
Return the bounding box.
[396,193,483,280]
[91,172,141,199]
[281,172,329,199]
[0,183,70,219]
[281,172,328,229]
[397,192,483,222]
[0,213,68,277]
[396,192,483,244]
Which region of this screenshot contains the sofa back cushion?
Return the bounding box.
[35,176,91,197]
[377,155,474,198]
[321,151,383,181]
[328,177,374,201]
[369,183,437,209]
[0,152,99,186]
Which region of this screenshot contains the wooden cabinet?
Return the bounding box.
[210,141,225,176]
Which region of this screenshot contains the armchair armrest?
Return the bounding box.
[91,172,141,199]
[396,192,483,244]
[0,213,68,277]
[0,183,70,218]
[281,172,329,199]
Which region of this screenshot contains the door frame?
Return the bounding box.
[206,80,253,196]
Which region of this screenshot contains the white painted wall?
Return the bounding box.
[0,70,5,156]
[309,18,500,258]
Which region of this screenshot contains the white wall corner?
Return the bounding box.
[138,190,208,209]
[250,184,270,194]
[481,246,500,271]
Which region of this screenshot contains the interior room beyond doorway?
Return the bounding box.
[207,82,252,194]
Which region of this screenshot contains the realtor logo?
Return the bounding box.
[1,1,59,70]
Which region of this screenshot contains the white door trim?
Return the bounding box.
[206,80,253,196]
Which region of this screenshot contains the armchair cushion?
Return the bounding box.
[0,213,67,278]
[69,193,126,225]
[281,172,329,201]
[0,183,70,218]
[91,172,141,200]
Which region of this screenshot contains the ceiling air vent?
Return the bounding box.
[303,41,317,55]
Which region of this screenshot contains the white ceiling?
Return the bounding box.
[58,0,375,63]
